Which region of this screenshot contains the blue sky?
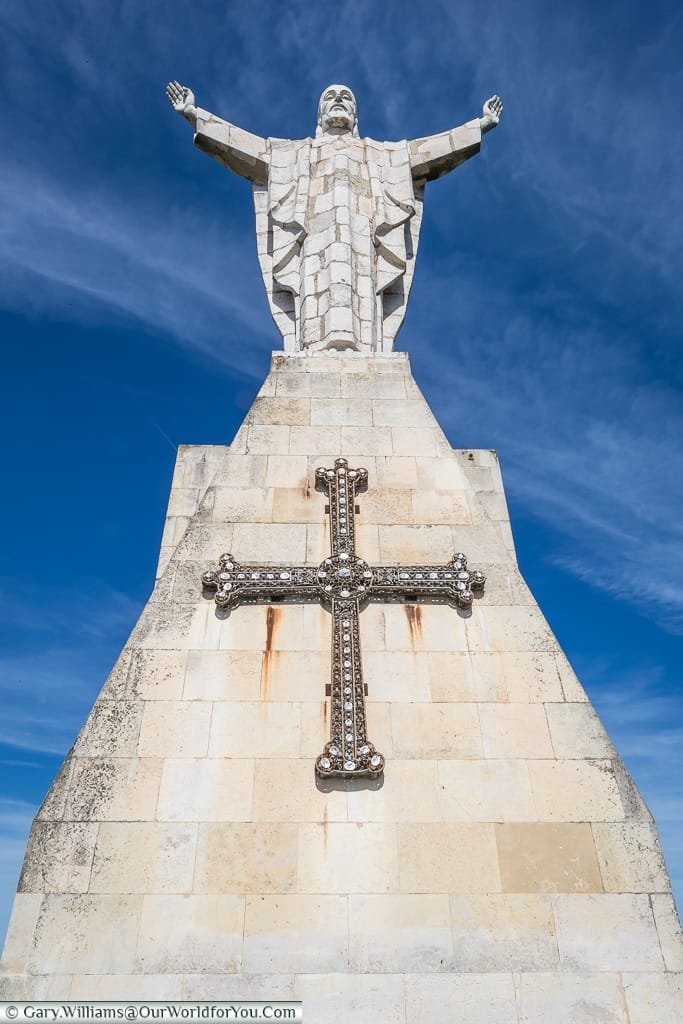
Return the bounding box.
[1,0,682,938]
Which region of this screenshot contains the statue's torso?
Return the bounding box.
[300,136,376,352]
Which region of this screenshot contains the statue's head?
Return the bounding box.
[317,84,358,137]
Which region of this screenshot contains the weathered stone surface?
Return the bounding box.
[2,350,678,1016]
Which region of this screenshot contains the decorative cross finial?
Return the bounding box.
[202,459,485,778]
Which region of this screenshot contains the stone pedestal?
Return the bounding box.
[2,353,682,1021]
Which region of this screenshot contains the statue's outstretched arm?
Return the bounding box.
[166,81,269,184]
[408,95,503,182]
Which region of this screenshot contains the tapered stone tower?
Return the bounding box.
[1,351,682,1020]
[3,78,682,1020]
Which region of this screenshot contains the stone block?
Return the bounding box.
[136,894,244,973]
[211,454,267,488]
[479,703,554,758]
[137,701,212,757]
[265,454,309,487]
[348,894,453,972]
[65,758,163,822]
[276,371,341,397]
[516,972,627,1023]
[230,522,308,562]
[428,652,506,702]
[249,397,310,426]
[212,486,275,523]
[174,523,234,562]
[243,895,348,973]
[27,894,141,974]
[132,601,207,651]
[392,703,483,758]
[157,758,254,821]
[259,650,329,701]
[183,649,262,700]
[0,975,73,998]
[182,974,295,999]
[74,700,143,757]
[555,652,589,701]
[374,456,419,489]
[289,424,341,455]
[500,651,564,702]
[195,823,298,894]
[341,425,394,455]
[438,760,537,822]
[545,702,615,757]
[89,823,197,894]
[205,604,269,653]
[347,760,442,823]
[19,822,98,894]
[127,649,186,700]
[0,893,42,973]
[391,427,439,456]
[294,974,405,1024]
[466,605,559,654]
[412,489,472,525]
[416,456,470,492]
[592,821,670,892]
[209,701,301,757]
[70,974,183,998]
[358,488,413,524]
[272,487,327,524]
[384,603,469,654]
[496,823,603,893]
[651,894,683,970]
[623,972,683,1024]
[252,759,347,822]
[378,524,455,564]
[310,398,373,426]
[245,425,291,454]
[403,974,518,1024]
[167,486,200,518]
[371,399,433,427]
[553,893,664,971]
[298,823,399,893]
[398,823,500,893]
[450,894,558,970]
[363,651,431,702]
[528,759,625,821]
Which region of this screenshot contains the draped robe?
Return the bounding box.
[194,111,481,353]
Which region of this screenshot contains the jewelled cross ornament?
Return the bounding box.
[202,459,485,778]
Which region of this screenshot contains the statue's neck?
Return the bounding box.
[318,125,356,139]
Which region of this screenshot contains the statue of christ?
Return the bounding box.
[166,81,502,353]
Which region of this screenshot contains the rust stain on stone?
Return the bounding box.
[303,477,311,500]
[260,606,280,699]
[404,604,423,649]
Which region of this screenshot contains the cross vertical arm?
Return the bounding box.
[316,597,384,778]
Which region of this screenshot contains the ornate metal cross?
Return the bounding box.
[202,458,485,779]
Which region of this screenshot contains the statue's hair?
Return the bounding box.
[316,84,359,138]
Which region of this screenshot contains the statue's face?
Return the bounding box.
[318,84,357,133]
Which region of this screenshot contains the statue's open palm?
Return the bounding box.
[166,81,196,119]
[482,95,503,125]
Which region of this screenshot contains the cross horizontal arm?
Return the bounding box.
[202,553,318,610]
[370,553,485,607]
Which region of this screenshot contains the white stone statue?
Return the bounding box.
[166,81,503,354]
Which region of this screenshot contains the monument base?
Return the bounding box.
[2,353,681,1021]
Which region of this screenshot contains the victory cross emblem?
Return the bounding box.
[202,459,485,778]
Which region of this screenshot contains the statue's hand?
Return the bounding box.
[481,95,503,133]
[166,81,197,125]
